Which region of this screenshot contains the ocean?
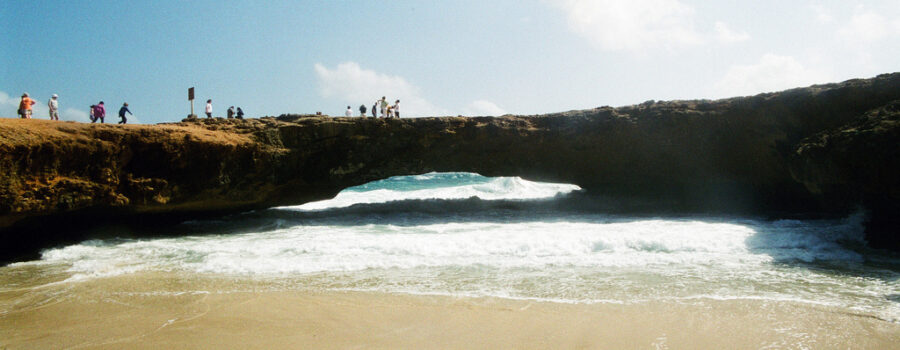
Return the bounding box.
[3,172,898,325]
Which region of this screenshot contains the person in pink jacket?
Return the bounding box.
[92,102,106,123]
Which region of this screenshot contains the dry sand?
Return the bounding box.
[2,273,899,349]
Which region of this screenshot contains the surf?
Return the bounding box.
[5,172,900,323]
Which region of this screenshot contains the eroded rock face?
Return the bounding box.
[1,73,899,260]
[790,100,900,250]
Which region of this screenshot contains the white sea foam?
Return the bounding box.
[278,173,581,211]
[33,217,897,318]
[18,173,900,322]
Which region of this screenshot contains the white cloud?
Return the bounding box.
[714,21,750,43]
[314,62,447,117]
[62,108,92,123]
[810,3,833,23]
[464,100,508,116]
[837,7,898,44]
[314,63,511,117]
[547,0,753,52]
[713,54,832,98]
[548,0,704,52]
[0,91,19,118]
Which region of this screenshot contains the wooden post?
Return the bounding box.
[188,87,195,118]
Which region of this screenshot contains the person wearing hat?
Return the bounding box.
[18,93,36,119]
[48,94,60,120]
[118,102,132,124]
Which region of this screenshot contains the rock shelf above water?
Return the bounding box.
[2,72,899,261]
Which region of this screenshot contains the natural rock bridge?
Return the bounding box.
[2,73,899,261]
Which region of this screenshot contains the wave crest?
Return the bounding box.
[280,173,581,211]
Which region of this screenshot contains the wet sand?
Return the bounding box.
[2,273,899,349]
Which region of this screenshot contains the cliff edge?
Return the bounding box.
[2,73,899,261]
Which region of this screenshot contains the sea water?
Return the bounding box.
[2,172,899,322]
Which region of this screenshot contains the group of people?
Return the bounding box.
[17,92,133,124]
[88,102,132,124]
[205,99,245,119]
[16,92,59,120]
[347,97,400,118]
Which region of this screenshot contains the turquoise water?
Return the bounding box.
[4,172,900,322]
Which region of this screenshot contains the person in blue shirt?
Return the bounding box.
[118,103,132,124]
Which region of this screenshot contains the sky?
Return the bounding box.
[1,0,899,124]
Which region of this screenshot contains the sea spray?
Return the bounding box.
[8,173,900,322]
[279,173,581,211]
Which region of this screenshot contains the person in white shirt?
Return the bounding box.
[48,94,59,120]
[205,99,212,118]
[345,106,353,117]
[393,100,400,118]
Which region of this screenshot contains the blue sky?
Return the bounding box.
[2,0,898,123]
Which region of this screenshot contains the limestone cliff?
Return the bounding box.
[1,72,899,261]
[790,99,900,249]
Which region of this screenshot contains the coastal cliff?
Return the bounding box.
[2,73,899,260]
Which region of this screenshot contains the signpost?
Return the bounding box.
[188,87,195,118]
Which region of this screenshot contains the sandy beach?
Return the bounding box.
[1,272,898,349]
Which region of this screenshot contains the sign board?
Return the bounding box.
[188,87,195,101]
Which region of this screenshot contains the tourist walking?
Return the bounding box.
[372,100,378,118]
[393,100,400,118]
[236,107,244,119]
[227,106,235,119]
[118,103,132,124]
[345,106,353,117]
[92,102,106,123]
[48,94,59,120]
[359,104,367,117]
[205,99,212,118]
[18,93,36,119]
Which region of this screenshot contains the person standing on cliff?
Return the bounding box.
[205,99,213,118]
[89,105,96,122]
[92,102,106,123]
[372,100,378,118]
[236,107,244,119]
[227,106,235,119]
[380,96,388,118]
[393,99,400,118]
[18,93,36,119]
[359,104,367,117]
[118,103,132,124]
[48,94,60,121]
[345,106,353,117]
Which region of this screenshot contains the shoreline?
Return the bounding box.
[2,273,898,349]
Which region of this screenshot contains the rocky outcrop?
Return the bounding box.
[790,99,900,250]
[1,72,899,261]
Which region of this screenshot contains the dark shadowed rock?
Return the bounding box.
[1,73,900,262]
[790,99,900,250]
